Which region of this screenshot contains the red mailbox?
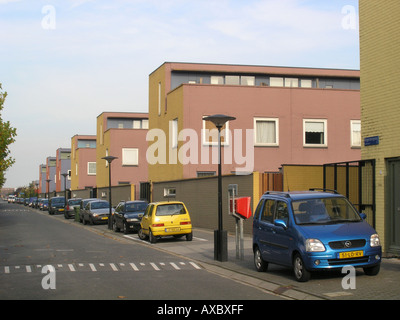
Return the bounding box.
[230,197,252,219]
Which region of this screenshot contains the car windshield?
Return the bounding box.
[52,198,65,203]
[91,202,109,209]
[126,202,147,212]
[292,197,362,225]
[69,199,81,205]
[156,204,186,216]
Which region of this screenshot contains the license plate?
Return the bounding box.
[338,251,364,259]
[59,208,64,211]
[165,227,180,232]
[101,217,108,220]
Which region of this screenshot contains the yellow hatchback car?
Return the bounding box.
[138,201,193,243]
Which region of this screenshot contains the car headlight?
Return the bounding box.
[306,239,326,252]
[370,234,381,247]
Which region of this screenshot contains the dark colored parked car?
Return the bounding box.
[253,190,382,282]
[82,200,113,225]
[48,196,66,215]
[64,198,82,219]
[113,200,148,234]
[40,199,49,211]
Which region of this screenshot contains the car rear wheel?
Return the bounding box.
[293,253,311,282]
[254,246,268,272]
[186,232,193,241]
[149,229,157,244]
[113,219,120,232]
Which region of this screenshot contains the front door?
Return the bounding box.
[387,159,400,254]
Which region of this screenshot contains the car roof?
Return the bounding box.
[262,190,344,201]
[150,201,185,206]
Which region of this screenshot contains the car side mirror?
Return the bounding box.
[274,219,288,230]
[359,213,367,220]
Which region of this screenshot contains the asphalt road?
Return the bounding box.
[0,201,284,302]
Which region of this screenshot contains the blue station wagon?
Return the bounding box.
[253,190,382,282]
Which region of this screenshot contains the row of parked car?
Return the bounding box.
[12,189,382,282]
[12,196,193,244]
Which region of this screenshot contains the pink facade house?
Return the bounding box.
[70,135,97,191]
[96,112,149,199]
[148,62,361,182]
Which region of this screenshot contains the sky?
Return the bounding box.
[0,0,360,189]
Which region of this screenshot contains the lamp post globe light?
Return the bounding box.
[102,155,118,230]
[203,114,236,262]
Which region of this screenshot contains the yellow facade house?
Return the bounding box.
[359,0,400,254]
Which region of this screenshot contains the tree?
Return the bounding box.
[0,83,17,188]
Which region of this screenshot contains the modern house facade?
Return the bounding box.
[148,62,361,183]
[38,164,46,194]
[70,135,97,191]
[359,0,400,254]
[45,156,56,195]
[55,148,71,193]
[96,112,149,200]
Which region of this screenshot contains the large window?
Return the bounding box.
[254,118,279,146]
[122,148,139,166]
[303,119,327,147]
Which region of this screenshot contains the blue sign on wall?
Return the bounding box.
[364,136,379,146]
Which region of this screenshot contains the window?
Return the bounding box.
[158,82,161,116]
[241,76,255,86]
[254,118,279,146]
[171,119,178,149]
[260,199,275,223]
[142,119,149,129]
[202,116,230,146]
[133,120,141,129]
[197,171,216,177]
[163,187,176,198]
[225,75,240,85]
[285,78,299,87]
[351,120,361,147]
[211,76,224,85]
[122,148,139,166]
[87,162,96,175]
[270,77,284,87]
[303,119,327,147]
[301,79,312,88]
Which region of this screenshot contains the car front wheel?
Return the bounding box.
[138,228,147,240]
[293,253,311,282]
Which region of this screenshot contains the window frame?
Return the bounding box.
[303,119,328,148]
[254,117,279,147]
[350,120,361,148]
[122,148,139,166]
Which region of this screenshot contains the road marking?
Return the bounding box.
[170,262,180,270]
[150,262,160,271]
[89,263,97,272]
[130,263,139,271]
[68,264,76,272]
[2,261,202,273]
[110,263,118,271]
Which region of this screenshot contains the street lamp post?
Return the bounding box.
[61,173,68,209]
[203,114,236,262]
[45,179,51,200]
[102,155,118,230]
